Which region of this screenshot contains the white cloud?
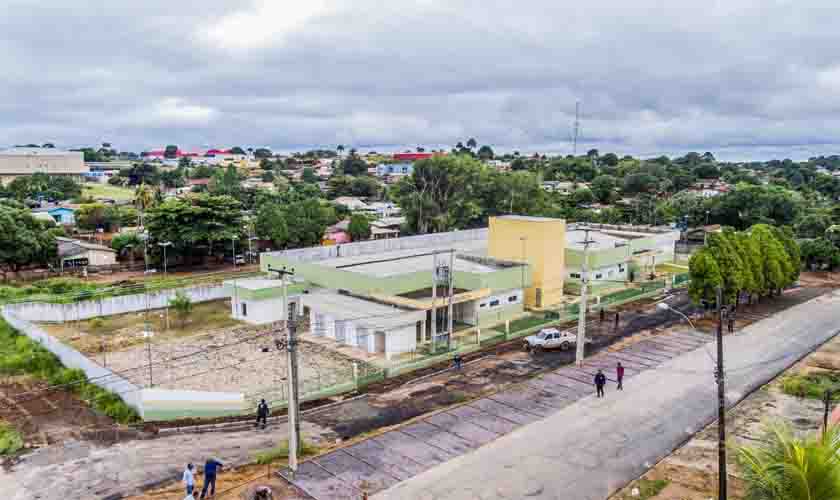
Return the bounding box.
[199,0,332,50]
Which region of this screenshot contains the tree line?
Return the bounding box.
[688,225,800,307]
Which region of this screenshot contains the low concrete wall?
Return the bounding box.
[5,284,229,323]
[1,309,144,416]
[139,388,246,421]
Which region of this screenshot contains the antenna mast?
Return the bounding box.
[573,101,580,156]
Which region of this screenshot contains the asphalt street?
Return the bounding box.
[377,289,840,500]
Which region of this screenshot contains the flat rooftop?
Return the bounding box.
[320,239,500,278]
[301,291,425,329]
[566,229,629,251]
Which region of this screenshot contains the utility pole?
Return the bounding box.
[268,265,300,475]
[431,251,438,350]
[576,229,595,366]
[573,101,580,156]
[447,249,455,350]
[716,286,728,500]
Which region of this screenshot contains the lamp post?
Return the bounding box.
[658,298,727,500]
[231,236,237,270]
[657,302,696,329]
[157,241,172,275]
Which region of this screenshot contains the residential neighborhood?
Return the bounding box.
[4,3,840,500]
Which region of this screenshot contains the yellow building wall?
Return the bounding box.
[487,216,566,309]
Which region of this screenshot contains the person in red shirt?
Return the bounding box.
[616,362,625,390]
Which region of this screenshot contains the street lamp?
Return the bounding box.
[657,302,696,329]
[231,236,237,270]
[157,241,172,275]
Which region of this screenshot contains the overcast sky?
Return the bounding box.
[2,0,840,160]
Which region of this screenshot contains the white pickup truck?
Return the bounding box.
[523,327,578,352]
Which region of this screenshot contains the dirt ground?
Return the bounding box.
[98,325,363,405]
[134,463,311,500]
[39,299,244,356]
[612,314,840,500]
[0,376,129,454]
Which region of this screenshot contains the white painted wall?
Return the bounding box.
[230,296,301,325]
[7,284,228,323]
[385,326,418,359]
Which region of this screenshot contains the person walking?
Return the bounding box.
[256,399,269,429]
[453,353,463,371]
[727,315,735,334]
[199,457,223,499]
[599,307,605,323]
[183,463,196,496]
[616,362,625,391]
[594,369,606,398]
[614,311,620,330]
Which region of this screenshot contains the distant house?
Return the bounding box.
[333,196,369,211]
[376,162,414,177]
[689,182,730,198]
[366,201,401,218]
[685,224,722,243]
[31,206,76,225]
[56,237,117,268]
[541,181,575,195]
[371,217,405,240]
[392,152,439,161]
[323,220,352,245]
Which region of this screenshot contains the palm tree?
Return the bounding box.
[737,422,840,500]
[466,138,477,150]
[336,144,345,158]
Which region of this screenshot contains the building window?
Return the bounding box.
[595,273,603,279]
[489,299,500,307]
[241,302,247,317]
[618,264,626,272]
[508,295,518,303]
[570,273,581,279]
[479,303,487,308]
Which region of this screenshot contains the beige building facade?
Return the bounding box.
[0,148,87,184]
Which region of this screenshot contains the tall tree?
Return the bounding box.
[750,224,790,295]
[466,138,477,150]
[688,248,723,305]
[706,231,745,303]
[0,206,59,280]
[734,231,763,303]
[145,194,244,262]
[348,214,371,241]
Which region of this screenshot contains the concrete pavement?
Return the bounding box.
[377,290,840,499]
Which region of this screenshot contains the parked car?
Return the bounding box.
[523,327,577,352]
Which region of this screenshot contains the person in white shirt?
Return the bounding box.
[183,463,195,496]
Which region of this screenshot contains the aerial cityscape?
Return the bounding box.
[2,2,840,500]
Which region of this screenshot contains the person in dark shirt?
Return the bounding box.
[256,399,269,429]
[594,370,607,398]
[616,362,625,391]
[199,457,223,499]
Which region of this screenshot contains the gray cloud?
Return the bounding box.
[2,0,840,160]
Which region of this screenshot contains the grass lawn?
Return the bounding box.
[656,262,689,275]
[83,183,135,202]
[507,314,553,333]
[40,299,243,354]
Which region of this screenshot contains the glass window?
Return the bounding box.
[241,302,247,317]
[489,299,500,307]
[595,273,603,279]
[570,273,581,279]
[508,295,518,303]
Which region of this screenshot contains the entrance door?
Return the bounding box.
[374,331,386,355]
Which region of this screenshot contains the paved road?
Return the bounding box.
[278,290,840,499]
[376,290,840,500]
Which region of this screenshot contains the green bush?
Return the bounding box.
[0,318,139,424]
[781,373,840,400]
[0,424,23,456]
[254,439,318,465]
